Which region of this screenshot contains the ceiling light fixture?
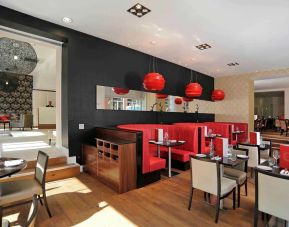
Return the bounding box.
[62,17,73,23]
[195,43,212,50]
[227,62,239,66]
[13,55,18,60]
[127,3,151,18]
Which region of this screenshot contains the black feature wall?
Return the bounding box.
[0,6,214,163]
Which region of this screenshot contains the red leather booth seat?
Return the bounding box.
[117,124,202,174]
[216,122,248,143]
[204,122,236,146]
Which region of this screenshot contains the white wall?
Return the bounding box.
[285,88,289,119]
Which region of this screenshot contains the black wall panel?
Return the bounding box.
[0,6,215,162]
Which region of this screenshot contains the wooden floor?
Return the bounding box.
[262,130,289,151]
[3,172,284,227]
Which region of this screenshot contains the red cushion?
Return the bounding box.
[149,157,166,172]
[280,144,289,169]
[0,116,9,121]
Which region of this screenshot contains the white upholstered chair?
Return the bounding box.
[260,139,272,160]
[254,168,289,227]
[238,143,266,177]
[224,148,248,207]
[188,156,236,223]
[0,151,52,222]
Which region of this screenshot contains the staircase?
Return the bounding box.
[0,156,80,183]
[261,131,289,151]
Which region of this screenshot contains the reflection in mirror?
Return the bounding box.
[96,85,212,113]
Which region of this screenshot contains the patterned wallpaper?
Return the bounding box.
[0,74,33,114]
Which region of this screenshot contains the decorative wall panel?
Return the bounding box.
[0,73,33,114]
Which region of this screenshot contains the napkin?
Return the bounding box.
[280,169,289,176]
[4,159,24,167]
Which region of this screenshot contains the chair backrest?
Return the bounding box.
[280,120,287,130]
[24,114,33,128]
[26,195,38,227]
[190,156,221,196]
[232,148,248,172]
[255,169,289,221]
[238,143,260,168]
[262,139,272,157]
[35,151,49,186]
[275,119,280,127]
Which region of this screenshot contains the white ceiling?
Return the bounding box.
[0,29,58,90]
[1,0,289,77]
[254,76,289,91]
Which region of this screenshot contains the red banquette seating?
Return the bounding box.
[117,124,204,174]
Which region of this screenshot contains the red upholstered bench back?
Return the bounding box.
[216,122,248,143]
[117,124,201,173]
[117,124,173,174]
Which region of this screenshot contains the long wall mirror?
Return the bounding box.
[96,85,214,113]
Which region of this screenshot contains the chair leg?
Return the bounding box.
[254,209,259,227]
[188,187,194,210]
[38,194,43,206]
[262,212,264,220]
[0,206,3,227]
[233,188,236,210]
[215,197,220,223]
[245,181,248,196]
[237,185,240,208]
[43,190,52,218]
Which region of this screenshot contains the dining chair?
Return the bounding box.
[260,139,272,160]
[275,119,281,131]
[188,156,236,223]
[237,143,265,176]
[254,168,289,227]
[0,151,52,222]
[280,120,288,136]
[223,148,248,207]
[27,194,38,227]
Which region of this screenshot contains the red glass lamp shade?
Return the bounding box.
[156,93,168,99]
[174,97,183,105]
[185,82,203,97]
[182,97,194,102]
[143,73,165,91]
[212,89,225,101]
[112,87,130,95]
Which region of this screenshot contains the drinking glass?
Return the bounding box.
[208,129,212,136]
[236,127,239,132]
[231,153,237,162]
[268,157,275,167]
[273,150,280,167]
[228,144,233,157]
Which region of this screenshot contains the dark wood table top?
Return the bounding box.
[232,131,244,134]
[0,157,27,178]
[258,161,289,178]
[149,140,186,147]
[205,134,222,139]
[195,153,248,167]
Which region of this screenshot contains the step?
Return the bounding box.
[0,164,80,183]
[25,156,67,169]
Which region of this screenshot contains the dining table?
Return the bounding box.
[205,134,222,145]
[232,130,244,142]
[149,140,185,177]
[0,157,27,227]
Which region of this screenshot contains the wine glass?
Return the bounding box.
[268,157,275,167]
[228,144,233,158]
[273,150,280,167]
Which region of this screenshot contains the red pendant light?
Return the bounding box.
[182,97,194,102]
[156,93,168,99]
[212,89,225,101]
[143,73,165,91]
[143,57,165,91]
[175,97,183,105]
[112,87,129,95]
[185,70,203,97]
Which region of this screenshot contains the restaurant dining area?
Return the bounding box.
[1,1,289,227]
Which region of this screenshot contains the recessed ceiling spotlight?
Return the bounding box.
[62,17,73,23]
[150,40,156,45]
[13,55,18,60]
[127,3,151,18]
[227,62,239,66]
[195,43,212,50]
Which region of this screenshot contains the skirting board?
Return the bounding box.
[38,124,56,129]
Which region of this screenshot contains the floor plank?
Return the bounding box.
[2,171,285,226]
